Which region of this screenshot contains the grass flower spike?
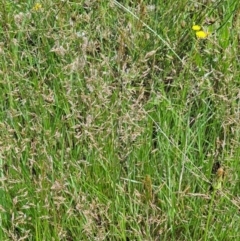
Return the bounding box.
[212,167,225,190]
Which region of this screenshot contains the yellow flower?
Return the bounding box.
[196,30,209,39]
[192,25,201,31]
[32,3,42,11]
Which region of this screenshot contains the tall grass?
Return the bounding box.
[0,0,239,240]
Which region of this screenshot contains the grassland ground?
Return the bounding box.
[0,1,239,240]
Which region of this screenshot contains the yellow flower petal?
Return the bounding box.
[192,25,201,31]
[32,3,42,11]
[196,30,209,39]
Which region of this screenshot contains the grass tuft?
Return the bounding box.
[0,0,239,240]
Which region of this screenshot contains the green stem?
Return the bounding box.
[204,190,217,241]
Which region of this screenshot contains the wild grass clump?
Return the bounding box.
[0,0,239,240]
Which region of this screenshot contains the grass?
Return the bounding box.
[0,0,240,240]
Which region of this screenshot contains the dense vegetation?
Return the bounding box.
[0,1,239,240]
